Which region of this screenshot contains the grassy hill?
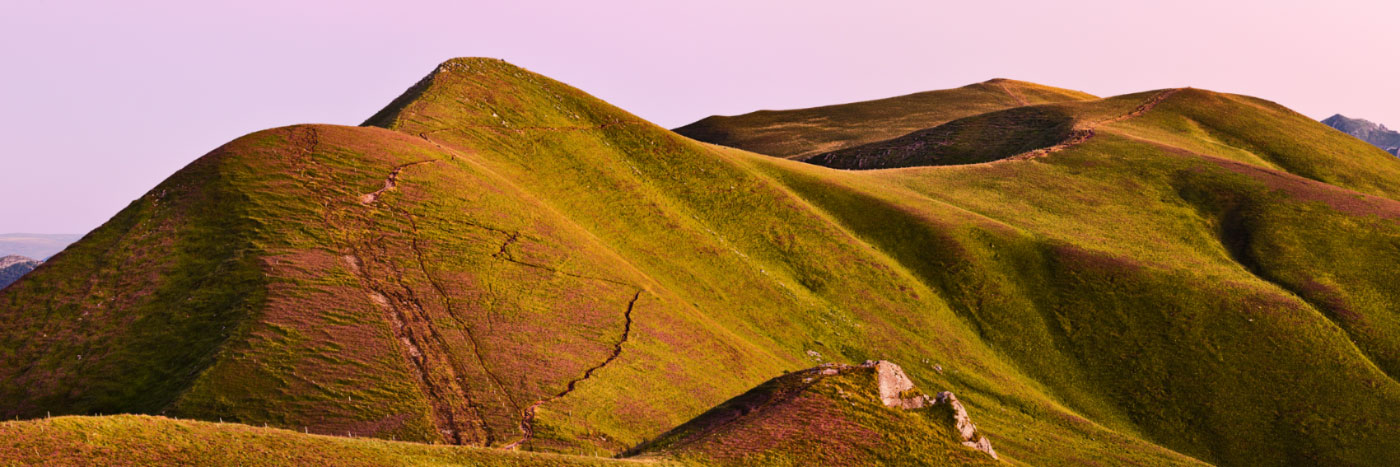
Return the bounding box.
[630,362,1011,466]
[2,58,1398,465]
[672,79,1096,159]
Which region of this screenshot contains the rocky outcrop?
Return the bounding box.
[0,255,41,289]
[871,360,924,409]
[1322,114,1400,156]
[864,360,998,460]
[935,391,998,459]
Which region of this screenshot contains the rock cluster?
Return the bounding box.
[861,360,998,460]
[935,391,998,460]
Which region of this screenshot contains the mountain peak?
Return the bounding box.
[363,56,641,134]
[362,57,531,128]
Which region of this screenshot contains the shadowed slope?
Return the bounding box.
[802,104,1080,168]
[673,79,1096,159]
[804,88,1184,169]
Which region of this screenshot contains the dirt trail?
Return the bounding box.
[1007,88,1184,162]
[996,81,1031,106]
[348,246,488,445]
[388,192,523,431]
[360,160,438,205]
[503,291,642,450]
[287,127,490,444]
[400,132,647,450]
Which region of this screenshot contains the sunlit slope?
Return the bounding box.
[365,58,1201,464]
[673,79,1096,159]
[735,85,1400,464]
[0,59,1182,465]
[0,122,785,450]
[3,58,1397,466]
[743,142,1400,465]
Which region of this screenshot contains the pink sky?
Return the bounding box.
[2,0,1396,234]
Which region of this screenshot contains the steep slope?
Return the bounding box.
[1323,114,1400,155]
[0,255,40,289]
[364,60,1400,464]
[4,59,1400,466]
[673,79,1096,159]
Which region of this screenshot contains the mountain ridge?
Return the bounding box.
[0,255,41,290]
[1322,114,1400,156]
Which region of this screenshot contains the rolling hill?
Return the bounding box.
[672,79,1096,159]
[2,58,1399,465]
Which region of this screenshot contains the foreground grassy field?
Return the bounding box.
[2,58,1397,465]
[0,415,642,466]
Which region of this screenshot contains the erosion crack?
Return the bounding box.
[493,232,520,259]
[504,290,641,450]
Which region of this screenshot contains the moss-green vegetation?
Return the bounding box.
[0,415,644,466]
[632,366,1007,466]
[2,58,1398,465]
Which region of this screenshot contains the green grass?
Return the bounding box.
[631,365,1008,466]
[0,415,645,466]
[2,58,1399,465]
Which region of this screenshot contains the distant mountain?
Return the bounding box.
[0,233,82,259]
[0,255,40,289]
[1322,114,1400,156]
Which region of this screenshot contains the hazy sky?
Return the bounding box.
[2,0,1396,234]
